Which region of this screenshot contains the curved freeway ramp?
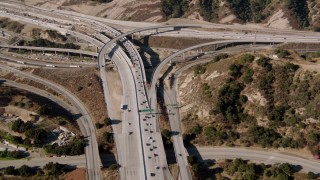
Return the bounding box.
[0,65,101,180]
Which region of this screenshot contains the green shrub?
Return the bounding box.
[257,56,272,71]
[229,64,243,78]
[109,164,118,170]
[194,64,206,75]
[240,54,255,64]
[214,53,229,62]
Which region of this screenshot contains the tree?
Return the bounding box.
[43,162,66,176]
[25,128,48,145]
[307,172,317,179]
[214,53,229,62]
[161,129,172,146]
[257,56,272,71]
[243,68,254,84]
[187,124,202,135]
[18,165,34,177]
[103,132,114,143]
[199,0,219,21]
[108,164,118,170]
[95,122,103,129]
[161,0,190,18]
[246,125,281,147]
[187,155,197,165]
[4,166,16,175]
[37,105,53,115]
[104,117,111,126]
[280,163,293,175]
[229,63,243,78]
[275,172,289,180]
[11,119,34,133]
[284,0,309,28]
[275,48,289,58]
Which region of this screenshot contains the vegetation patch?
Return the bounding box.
[227,0,271,22]
[199,0,219,21]
[284,0,309,28]
[19,38,80,49]
[161,0,189,18]
[186,156,313,180]
[2,162,71,178]
[0,18,24,33]
[179,52,320,155]
[44,137,86,156]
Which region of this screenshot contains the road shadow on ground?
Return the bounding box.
[99,148,117,168]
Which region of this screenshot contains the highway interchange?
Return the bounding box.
[0,0,320,179]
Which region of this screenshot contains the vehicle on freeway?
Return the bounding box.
[16,60,25,64]
[45,64,55,67]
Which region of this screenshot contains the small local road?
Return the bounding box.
[191,147,320,173]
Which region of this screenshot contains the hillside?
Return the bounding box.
[23,0,320,30]
[177,49,320,156]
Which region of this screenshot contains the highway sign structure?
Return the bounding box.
[140,109,154,112]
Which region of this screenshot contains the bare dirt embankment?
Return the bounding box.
[64,168,86,180]
[24,0,163,22]
[28,67,113,144]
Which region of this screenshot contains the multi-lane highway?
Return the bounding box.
[0,53,95,68]
[0,45,98,57]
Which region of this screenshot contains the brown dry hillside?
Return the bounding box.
[22,0,320,30]
[177,50,320,156]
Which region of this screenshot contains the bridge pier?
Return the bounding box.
[156,28,158,34]
[182,53,185,60]
[80,53,82,58]
[67,52,69,57]
[131,34,134,40]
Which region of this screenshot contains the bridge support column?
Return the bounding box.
[80,53,82,58]
[200,49,203,53]
[156,28,158,33]
[182,53,185,60]
[138,32,141,39]
[197,49,199,54]
[96,46,99,53]
[131,34,134,40]
[67,52,69,57]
